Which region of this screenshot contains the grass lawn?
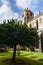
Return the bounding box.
[0,50,43,65]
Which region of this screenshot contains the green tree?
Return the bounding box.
[0,19,39,62]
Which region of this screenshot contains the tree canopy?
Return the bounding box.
[0,19,39,61]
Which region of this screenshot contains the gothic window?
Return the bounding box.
[29,24,32,27]
[36,19,38,30]
[30,13,32,16]
[27,13,28,15]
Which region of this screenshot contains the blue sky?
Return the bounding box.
[0,0,43,23]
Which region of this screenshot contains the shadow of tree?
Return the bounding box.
[2,52,43,65]
[39,59,43,62]
[17,56,43,65]
[30,56,37,58]
[4,59,31,65]
[17,52,33,56]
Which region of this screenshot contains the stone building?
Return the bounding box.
[22,8,34,24]
[21,8,43,52]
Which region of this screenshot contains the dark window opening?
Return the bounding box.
[30,13,32,16]
[27,13,29,16]
[36,20,38,30]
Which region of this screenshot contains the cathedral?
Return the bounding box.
[21,8,43,52]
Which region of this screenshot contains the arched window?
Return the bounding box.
[29,24,32,27]
[30,13,32,16]
[27,13,29,16]
[36,19,38,30]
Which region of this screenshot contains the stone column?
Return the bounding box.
[39,37,42,52]
[38,32,42,52]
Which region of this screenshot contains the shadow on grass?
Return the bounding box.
[3,56,43,65]
[39,59,43,62]
[30,56,37,58]
[20,53,29,56]
[17,56,43,65]
[3,59,31,65]
[17,52,33,56]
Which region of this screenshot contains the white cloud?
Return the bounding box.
[15,0,39,10]
[15,0,32,9]
[0,0,19,23]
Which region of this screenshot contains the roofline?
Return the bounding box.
[29,12,43,22]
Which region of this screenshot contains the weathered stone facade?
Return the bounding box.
[22,8,43,52]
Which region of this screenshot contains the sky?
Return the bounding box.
[0,0,43,23]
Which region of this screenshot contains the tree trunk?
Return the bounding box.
[12,44,16,62]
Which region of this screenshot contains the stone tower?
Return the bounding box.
[22,8,34,24]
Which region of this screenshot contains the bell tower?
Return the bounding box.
[22,8,34,24]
